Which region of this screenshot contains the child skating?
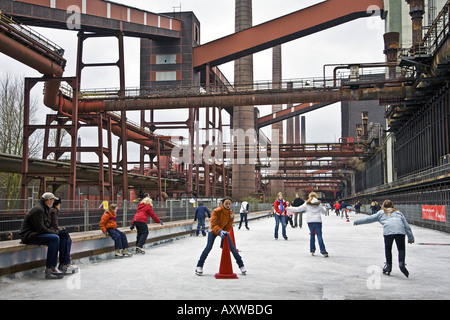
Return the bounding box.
[353,199,414,277]
[130,197,162,254]
[195,196,246,276]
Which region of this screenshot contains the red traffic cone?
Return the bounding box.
[229,227,241,252]
[215,236,238,279]
[346,213,350,222]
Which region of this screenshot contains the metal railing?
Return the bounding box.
[0,198,272,241]
[0,10,66,67]
[423,0,450,56]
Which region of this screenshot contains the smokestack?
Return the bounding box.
[272,44,283,145]
[383,32,400,79]
[405,0,425,55]
[301,116,306,144]
[232,0,255,201]
[286,82,294,144]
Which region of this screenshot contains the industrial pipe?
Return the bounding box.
[93,85,415,111]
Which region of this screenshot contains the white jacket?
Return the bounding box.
[240,201,249,214]
[288,198,326,223]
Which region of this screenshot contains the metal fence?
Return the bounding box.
[359,204,449,233]
[0,198,273,241]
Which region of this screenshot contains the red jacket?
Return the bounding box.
[273,199,287,215]
[131,203,161,225]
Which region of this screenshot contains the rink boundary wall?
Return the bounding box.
[0,211,270,276]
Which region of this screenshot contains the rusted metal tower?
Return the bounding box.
[232,0,256,201]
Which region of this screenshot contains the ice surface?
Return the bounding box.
[1,211,449,300]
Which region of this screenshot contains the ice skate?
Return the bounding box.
[45,267,64,279]
[240,266,247,275]
[58,263,79,274]
[322,252,329,258]
[115,249,124,258]
[195,266,203,276]
[382,263,392,275]
[135,247,145,254]
[122,248,133,257]
[399,262,409,278]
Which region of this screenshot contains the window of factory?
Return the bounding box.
[155,71,177,81]
[194,23,200,44]
[155,54,177,64]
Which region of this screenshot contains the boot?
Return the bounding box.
[115,249,124,258]
[382,263,392,275]
[122,248,133,257]
[399,262,409,278]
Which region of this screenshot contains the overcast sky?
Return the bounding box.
[0,0,386,163]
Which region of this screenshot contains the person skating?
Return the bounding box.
[238,200,250,230]
[273,192,288,240]
[130,197,162,254]
[194,202,211,236]
[195,197,246,276]
[354,199,414,277]
[292,193,304,227]
[289,192,328,257]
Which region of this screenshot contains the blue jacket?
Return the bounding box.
[194,205,211,221]
[354,210,414,242]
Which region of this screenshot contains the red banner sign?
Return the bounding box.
[422,205,447,222]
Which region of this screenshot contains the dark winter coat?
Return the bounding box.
[194,205,211,221]
[292,197,304,207]
[19,199,58,244]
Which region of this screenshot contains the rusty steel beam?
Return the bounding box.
[1,0,182,38]
[89,85,414,112]
[0,153,181,188]
[193,0,384,68]
[258,101,337,128]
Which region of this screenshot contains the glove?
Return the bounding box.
[58,229,70,239]
[129,224,135,230]
[218,229,228,239]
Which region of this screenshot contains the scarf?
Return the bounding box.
[278,200,284,212]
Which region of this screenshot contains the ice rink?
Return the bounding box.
[1,210,449,300]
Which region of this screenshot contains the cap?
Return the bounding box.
[41,192,59,200]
